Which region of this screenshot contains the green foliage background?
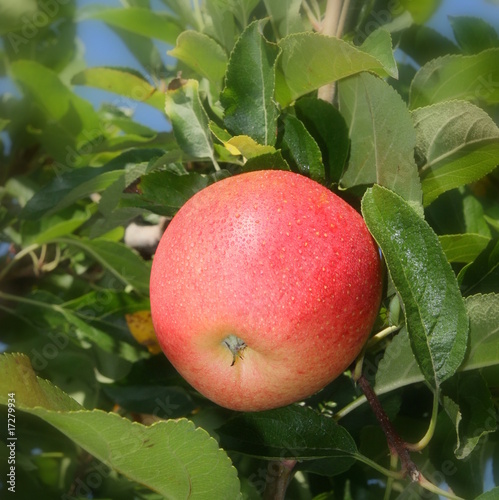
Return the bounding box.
[0,0,498,499]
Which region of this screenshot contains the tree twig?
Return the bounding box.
[263,459,297,500]
[318,0,351,103]
[356,374,420,481]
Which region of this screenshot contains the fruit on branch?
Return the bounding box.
[150,170,383,411]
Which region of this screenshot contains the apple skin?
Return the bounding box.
[150,170,383,412]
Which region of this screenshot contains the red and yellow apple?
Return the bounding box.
[150,170,383,412]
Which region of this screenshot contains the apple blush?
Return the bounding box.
[150,170,383,412]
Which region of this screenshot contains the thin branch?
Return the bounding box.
[318,0,351,103]
[263,459,297,500]
[356,374,420,481]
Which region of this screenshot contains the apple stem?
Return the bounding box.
[356,374,420,482]
[222,335,247,366]
[263,459,297,500]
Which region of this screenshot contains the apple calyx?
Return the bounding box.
[222,335,247,366]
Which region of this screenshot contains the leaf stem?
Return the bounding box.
[353,452,404,480]
[0,290,64,314]
[334,394,366,420]
[366,325,401,348]
[0,243,40,281]
[418,473,464,500]
[406,387,439,452]
[383,452,399,500]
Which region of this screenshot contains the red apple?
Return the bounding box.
[150,170,383,411]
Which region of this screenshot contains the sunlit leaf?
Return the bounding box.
[412,100,499,206]
[221,20,280,146]
[22,206,93,245]
[439,233,491,263]
[399,0,442,24]
[169,31,228,92]
[339,73,422,212]
[165,79,217,166]
[225,135,276,159]
[72,67,165,111]
[275,31,396,107]
[10,60,100,160]
[0,353,241,499]
[409,49,499,108]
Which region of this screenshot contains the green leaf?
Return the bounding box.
[218,405,357,461]
[281,114,325,182]
[0,353,83,410]
[102,384,195,419]
[339,73,422,212]
[10,60,100,160]
[168,31,228,92]
[399,25,459,66]
[409,49,499,108]
[475,487,499,499]
[361,185,469,388]
[62,310,149,363]
[399,0,443,24]
[294,97,349,184]
[225,135,276,159]
[275,32,396,107]
[262,0,304,37]
[5,290,149,363]
[79,6,182,45]
[441,371,497,459]
[203,0,238,52]
[374,327,423,397]
[21,206,93,245]
[21,149,165,219]
[439,233,491,263]
[0,353,241,499]
[371,293,499,405]
[0,0,37,34]
[413,100,499,206]
[221,20,280,146]
[165,79,217,165]
[55,236,151,296]
[461,293,499,372]
[358,29,398,80]
[242,150,291,172]
[127,168,231,216]
[72,67,165,111]
[458,239,499,296]
[449,16,499,54]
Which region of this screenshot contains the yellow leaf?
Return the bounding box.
[126,310,162,355]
